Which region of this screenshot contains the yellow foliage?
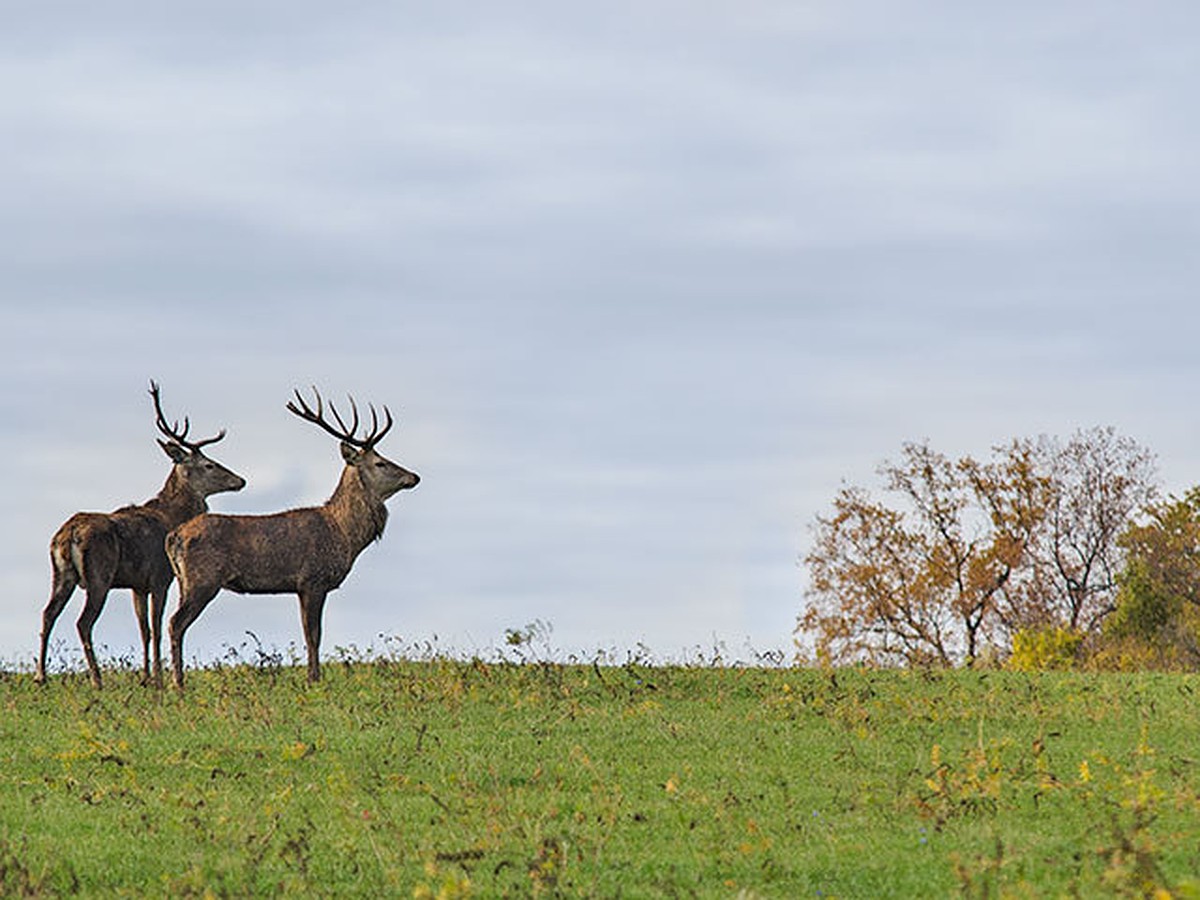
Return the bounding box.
[1006,627,1083,671]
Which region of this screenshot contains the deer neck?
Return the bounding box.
[145,468,208,527]
[326,466,389,553]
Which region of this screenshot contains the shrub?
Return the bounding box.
[1005,627,1083,671]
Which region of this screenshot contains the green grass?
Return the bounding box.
[3,657,1200,897]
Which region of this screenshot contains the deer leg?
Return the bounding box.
[36,562,78,685]
[298,589,328,683]
[132,590,151,685]
[148,586,168,689]
[66,535,118,689]
[76,585,110,690]
[169,584,220,690]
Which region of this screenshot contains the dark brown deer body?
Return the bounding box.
[37,383,245,688]
[167,388,419,688]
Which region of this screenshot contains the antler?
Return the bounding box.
[287,386,394,449]
[148,380,227,451]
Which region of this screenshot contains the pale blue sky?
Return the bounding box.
[4,2,1200,669]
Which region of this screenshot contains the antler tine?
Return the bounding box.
[285,386,316,422]
[287,386,328,431]
[329,394,360,441]
[189,429,227,449]
[149,379,191,444]
[287,385,364,445]
[363,404,394,448]
[148,380,227,452]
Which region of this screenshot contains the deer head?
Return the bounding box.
[150,380,246,498]
[287,386,419,499]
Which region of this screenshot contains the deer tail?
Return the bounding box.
[50,518,94,583]
[164,530,184,571]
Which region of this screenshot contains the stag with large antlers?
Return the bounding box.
[37,382,245,688]
[166,387,419,688]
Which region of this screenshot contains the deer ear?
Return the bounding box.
[340,441,363,465]
[159,439,189,463]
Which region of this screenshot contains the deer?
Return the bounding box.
[36,382,246,689]
[165,387,420,689]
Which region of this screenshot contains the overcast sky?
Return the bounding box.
[4,2,1200,671]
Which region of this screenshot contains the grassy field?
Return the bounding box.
[2,653,1200,897]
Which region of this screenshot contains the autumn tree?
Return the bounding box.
[801,441,1043,666]
[799,428,1156,666]
[801,480,959,666]
[1016,428,1157,634]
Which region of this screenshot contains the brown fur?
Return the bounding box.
[166,392,418,688]
[37,435,245,688]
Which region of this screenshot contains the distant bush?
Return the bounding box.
[1088,624,1200,673]
[1005,627,1083,671]
[1089,491,1200,672]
